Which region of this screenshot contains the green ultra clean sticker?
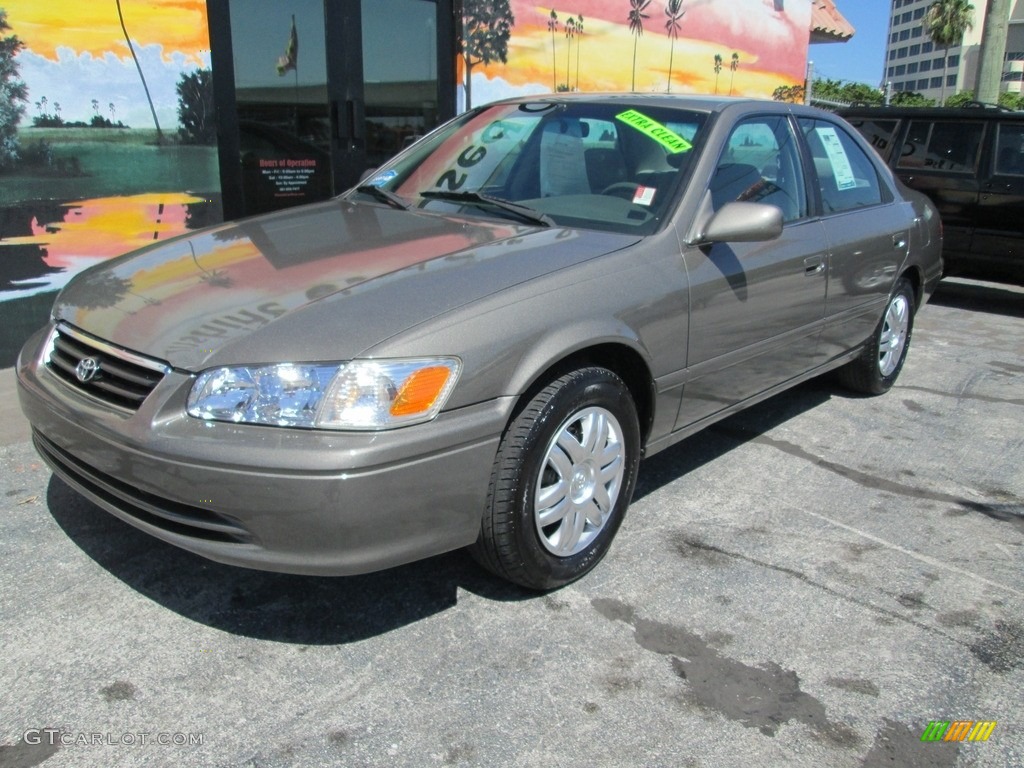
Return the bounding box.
[615,109,692,153]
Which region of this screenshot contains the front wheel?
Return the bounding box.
[839,277,915,395]
[471,367,641,590]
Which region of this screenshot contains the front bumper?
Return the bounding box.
[17,325,509,576]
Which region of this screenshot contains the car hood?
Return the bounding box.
[52,199,640,370]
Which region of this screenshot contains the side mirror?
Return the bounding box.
[698,202,783,244]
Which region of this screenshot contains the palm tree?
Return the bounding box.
[575,15,584,91]
[924,0,975,104]
[564,17,576,91]
[116,0,163,143]
[628,0,651,92]
[729,52,739,95]
[713,54,723,94]
[548,10,559,92]
[664,0,685,93]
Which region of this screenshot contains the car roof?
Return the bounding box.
[839,104,1024,121]
[482,92,834,119]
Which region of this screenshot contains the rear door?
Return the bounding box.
[894,118,985,270]
[799,117,910,358]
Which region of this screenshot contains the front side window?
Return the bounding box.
[710,116,807,222]
[800,119,885,213]
[355,101,707,234]
[897,120,984,173]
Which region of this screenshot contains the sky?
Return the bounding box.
[5,0,211,130]
[808,0,891,88]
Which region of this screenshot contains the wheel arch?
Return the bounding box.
[900,264,924,308]
[508,342,656,450]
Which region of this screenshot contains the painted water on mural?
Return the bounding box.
[0,0,219,364]
[0,192,221,366]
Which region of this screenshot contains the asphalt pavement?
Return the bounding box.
[1,277,1021,768]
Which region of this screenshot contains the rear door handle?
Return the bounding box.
[893,234,907,250]
[803,256,825,276]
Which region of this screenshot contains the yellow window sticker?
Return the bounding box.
[615,110,693,153]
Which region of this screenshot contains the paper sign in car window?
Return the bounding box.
[616,110,692,153]
[815,126,858,190]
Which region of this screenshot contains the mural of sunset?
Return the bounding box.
[0,0,220,367]
[4,0,211,131]
[459,0,812,108]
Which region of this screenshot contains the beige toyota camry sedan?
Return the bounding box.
[18,95,942,590]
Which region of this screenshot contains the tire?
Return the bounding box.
[838,277,915,395]
[471,367,641,591]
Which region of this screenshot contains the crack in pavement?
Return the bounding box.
[712,425,1024,534]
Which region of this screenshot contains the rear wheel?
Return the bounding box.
[471,367,641,590]
[839,277,915,395]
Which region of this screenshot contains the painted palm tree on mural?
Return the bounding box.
[713,54,723,95]
[628,0,651,92]
[924,0,975,104]
[548,10,559,92]
[564,16,576,91]
[664,0,685,93]
[575,15,583,91]
[729,52,739,95]
[115,0,163,143]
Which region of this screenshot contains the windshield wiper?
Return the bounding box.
[420,190,554,227]
[354,184,411,211]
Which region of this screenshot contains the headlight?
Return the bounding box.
[187,358,461,430]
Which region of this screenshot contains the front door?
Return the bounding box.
[211,0,453,220]
[678,115,827,429]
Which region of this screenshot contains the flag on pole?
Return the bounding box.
[276,15,298,76]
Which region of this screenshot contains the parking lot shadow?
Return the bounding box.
[42,378,839,641]
[928,278,1024,319]
[46,477,533,645]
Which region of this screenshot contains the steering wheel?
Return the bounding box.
[600,182,640,201]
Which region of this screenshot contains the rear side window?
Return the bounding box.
[897,120,984,173]
[845,117,900,160]
[994,122,1024,176]
[800,119,884,213]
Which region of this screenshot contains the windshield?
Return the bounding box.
[355,101,708,235]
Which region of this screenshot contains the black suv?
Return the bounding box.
[839,105,1024,284]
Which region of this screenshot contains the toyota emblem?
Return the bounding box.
[75,357,100,383]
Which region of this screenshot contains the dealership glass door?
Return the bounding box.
[362,0,441,167]
[212,0,453,219]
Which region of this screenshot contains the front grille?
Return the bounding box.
[46,323,169,410]
[34,431,253,545]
